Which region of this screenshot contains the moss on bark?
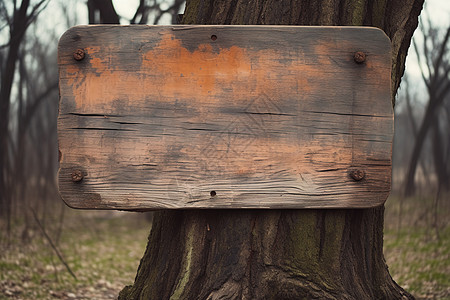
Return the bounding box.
[169,223,195,299]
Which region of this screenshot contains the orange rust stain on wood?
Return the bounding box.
[89,56,106,71]
[143,35,252,97]
[67,33,318,111]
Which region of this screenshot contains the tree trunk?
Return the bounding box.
[121,209,411,299]
[87,0,120,24]
[403,82,450,196]
[0,0,30,226]
[403,98,439,195]
[431,117,450,192]
[120,1,424,299]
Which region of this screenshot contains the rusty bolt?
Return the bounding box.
[73,49,85,61]
[350,169,365,181]
[354,51,366,64]
[71,170,84,182]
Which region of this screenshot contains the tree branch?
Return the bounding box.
[413,38,431,89]
[30,207,77,280]
[431,26,450,86]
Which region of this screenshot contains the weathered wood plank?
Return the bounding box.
[57,25,392,209]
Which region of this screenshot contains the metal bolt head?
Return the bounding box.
[350,169,365,181]
[71,170,83,182]
[354,51,366,64]
[73,49,85,61]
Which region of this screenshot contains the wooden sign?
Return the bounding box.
[58,25,392,210]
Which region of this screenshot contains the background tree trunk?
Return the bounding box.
[87,0,120,24]
[0,0,50,241]
[403,26,450,196]
[120,0,424,299]
[0,0,31,228]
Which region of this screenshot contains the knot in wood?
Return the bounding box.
[73,49,85,61]
[71,170,84,182]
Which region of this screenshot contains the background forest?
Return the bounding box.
[0,0,449,299]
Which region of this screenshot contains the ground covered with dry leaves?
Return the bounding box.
[0,195,449,299]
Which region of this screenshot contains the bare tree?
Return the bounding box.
[0,0,185,247]
[404,15,450,196]
[0,0,50,240]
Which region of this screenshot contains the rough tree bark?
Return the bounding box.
[119,1,424,299]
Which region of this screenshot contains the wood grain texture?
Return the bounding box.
[58,25,392,209]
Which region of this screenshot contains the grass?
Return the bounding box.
[384,193,450,299]
[0,194,449,299]
[0,210,150,299]
[384,227,450,299]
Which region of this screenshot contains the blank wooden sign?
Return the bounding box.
[58,25,392,210]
